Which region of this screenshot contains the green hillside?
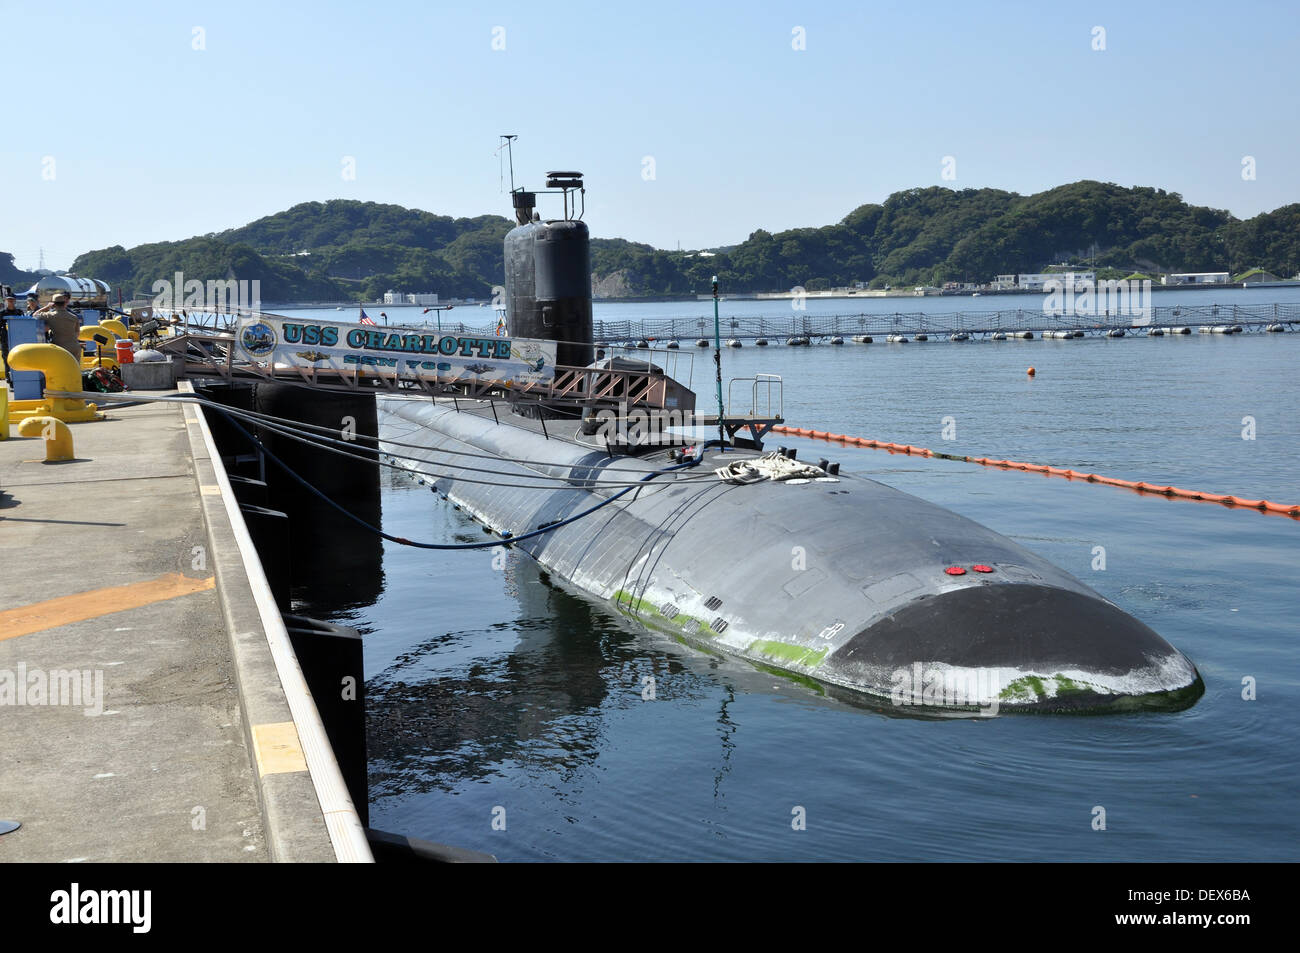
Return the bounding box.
[66,185,1300,302]
[0,252,40,291]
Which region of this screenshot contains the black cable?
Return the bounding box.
[247,409,722,488]
[211,404,701,550]
[249,412,665,490]
[75,389,724,483]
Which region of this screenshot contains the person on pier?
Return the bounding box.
[35,293,84,363]
[1,293,23,380]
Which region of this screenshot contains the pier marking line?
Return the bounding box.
[251,722,308,775]
[0,572,216,642]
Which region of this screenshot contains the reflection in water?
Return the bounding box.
[713,687,737,802]
[360,510,961,817]
[366,566,717,799]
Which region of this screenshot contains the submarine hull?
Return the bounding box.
[378,397,1203,714]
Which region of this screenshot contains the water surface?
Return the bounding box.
[289,296,1299,861]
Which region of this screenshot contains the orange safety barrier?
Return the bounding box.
[770,424,1299,520]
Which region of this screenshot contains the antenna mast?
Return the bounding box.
[498,134,519,193]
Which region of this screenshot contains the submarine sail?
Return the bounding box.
[504,180,593,372]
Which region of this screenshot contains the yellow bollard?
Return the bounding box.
[5,343,100,423]
[17,415,75,461]
[101,318,130,338]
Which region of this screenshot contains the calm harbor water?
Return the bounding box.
[286,291,1300,862]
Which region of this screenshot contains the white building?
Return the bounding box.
[992,274,1018,290]
[1018,271,1095,291]
[406,292,440,306]
[382,289,405,304]
[1163,272,1228,285]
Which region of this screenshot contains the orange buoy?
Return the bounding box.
[770,423,1298,519]
[1027,366,1036,377]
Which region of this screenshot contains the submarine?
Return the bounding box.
[376,170,1204,714]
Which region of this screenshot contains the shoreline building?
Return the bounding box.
[382,290,440,305]
[1018,272,1095,291]
[992,272,1096,291]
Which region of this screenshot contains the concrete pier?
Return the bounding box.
[0,388,369,861]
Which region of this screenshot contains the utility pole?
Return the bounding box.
[712,275,725,451]
[427,303,454,334]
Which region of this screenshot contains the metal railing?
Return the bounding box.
[594,342,695,390]
[137,301,1300,343]
[591,301,1300,339]
[531,362,679,410]
[166,331,694,411]
[727,374,784,419]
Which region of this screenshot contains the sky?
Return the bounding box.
[4,0,1298,271]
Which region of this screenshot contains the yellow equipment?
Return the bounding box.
[79,324,121,369]
[17,415,75,461]
[5,343,101,423]
[0,354,9,440]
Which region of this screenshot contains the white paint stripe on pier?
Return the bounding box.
[180,381,373,863]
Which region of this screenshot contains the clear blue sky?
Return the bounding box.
[5,0,1297,270]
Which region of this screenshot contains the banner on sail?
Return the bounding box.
[235,315,557,385]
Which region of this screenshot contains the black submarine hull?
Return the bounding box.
[378,396,1204,714]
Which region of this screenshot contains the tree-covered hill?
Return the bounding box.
[66,184,1300,302]
[0,252,40,290]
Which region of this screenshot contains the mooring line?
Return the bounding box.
[213,407,703,550]
[771,426,1300,519]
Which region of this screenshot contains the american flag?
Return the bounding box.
[359,308,376,326]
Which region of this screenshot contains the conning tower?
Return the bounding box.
[503,171,593,371]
